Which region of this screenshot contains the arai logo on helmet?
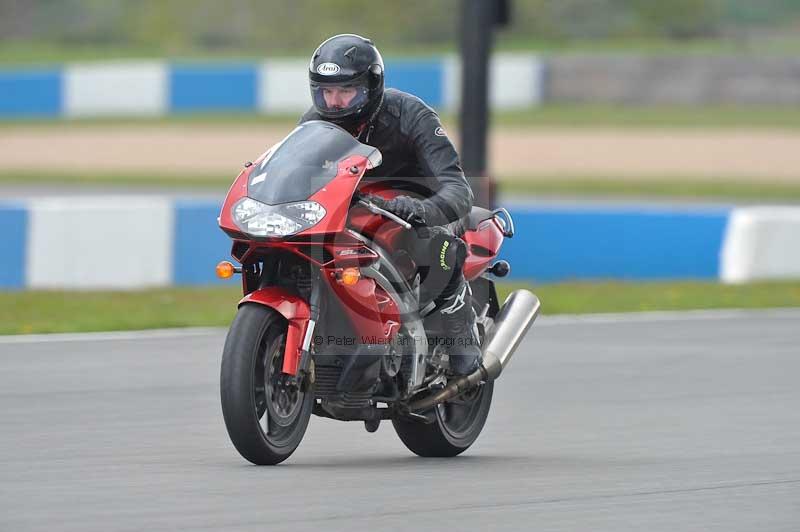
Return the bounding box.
[316,63,341,76]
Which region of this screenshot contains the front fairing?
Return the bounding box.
[246,121,376,205]
[218,121,381,239]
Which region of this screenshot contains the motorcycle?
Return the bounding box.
[217,120,540,465]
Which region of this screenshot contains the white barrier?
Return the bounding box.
[26,197,174,289]
[64,62,168,117]
[442,53,545,110]
[5,56,544,119]
[720,207,800,283]
[2,199,799,289]
[258,60,310,113]
[490,54,544,109]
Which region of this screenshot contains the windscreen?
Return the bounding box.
[247,121,374,204]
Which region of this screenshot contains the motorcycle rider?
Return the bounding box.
[299,33,481,376]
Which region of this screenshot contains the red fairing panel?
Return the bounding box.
[240,287,311,376]
[322,274,401,343]
[219,150,271,237]
[347,183,407,251]
[462,218,504,281]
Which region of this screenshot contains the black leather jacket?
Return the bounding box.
[299,88,474,226]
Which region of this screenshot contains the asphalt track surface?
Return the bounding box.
[1,309,799,531]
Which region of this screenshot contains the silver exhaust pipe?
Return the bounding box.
[480,289,541,381]
[408,289,541,412]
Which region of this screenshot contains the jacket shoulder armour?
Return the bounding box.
[386,89,437,137]
[381,88,404,120]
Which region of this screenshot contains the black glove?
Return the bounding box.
[374,195,427,225]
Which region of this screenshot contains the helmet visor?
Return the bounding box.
[310,80,370,119]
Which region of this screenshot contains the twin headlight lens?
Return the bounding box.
[232,198,326,237]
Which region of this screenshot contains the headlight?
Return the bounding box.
[232,198,326,237]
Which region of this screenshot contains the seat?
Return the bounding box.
[465,206,495,231]
[447,206,494,236]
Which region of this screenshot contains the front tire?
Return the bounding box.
[220,304,313,465]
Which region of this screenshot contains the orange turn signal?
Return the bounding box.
[216,261,236,279]
[341,267,361,286]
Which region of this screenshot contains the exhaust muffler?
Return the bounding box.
[408,289,541,412]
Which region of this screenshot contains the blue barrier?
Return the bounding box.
[1,199,742,289]
[169,63,259,112]
[500,206,731,281]
[0,204,29,288]
[172,201,231,285]
[1,57,516,117]
[0,69,61,117]
[385,59,443,107]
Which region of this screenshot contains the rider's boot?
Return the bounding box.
[438,279,481,376]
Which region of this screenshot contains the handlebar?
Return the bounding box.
[357,199,413,230]
[355,195,430,237]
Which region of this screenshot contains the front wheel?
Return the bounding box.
[220,304,313,465]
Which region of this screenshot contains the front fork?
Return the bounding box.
[288,271,321,376]
[237,274,320,378]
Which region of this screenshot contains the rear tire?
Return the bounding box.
[220,304,313,465]
[392,381,493,457]
[393,283,496,457]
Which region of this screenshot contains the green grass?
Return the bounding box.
[1,280,798,335]
[0,112,301,129]
[0,287,241,335]
[492,105,800,129]
[503,280,800,315]
[3,171,800,203]
[0,171,228,188]
[4,105,800,129]
[4,35,800,65]
[493,35,800,56]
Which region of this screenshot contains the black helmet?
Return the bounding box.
[308,34,384,131]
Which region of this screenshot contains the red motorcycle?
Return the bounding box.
[217,120,540,465]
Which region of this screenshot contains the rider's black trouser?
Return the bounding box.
[404,225,468,308]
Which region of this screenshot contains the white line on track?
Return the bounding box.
[535,307,800,326]
[0,327,225,345]
[1,308,798,344]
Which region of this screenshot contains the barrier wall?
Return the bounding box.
[499,205,730,282]
[0,55,544,118]
[720,207,800,283]
[4,54,800,118]
[545,55,800,105]
[2,197,795,290]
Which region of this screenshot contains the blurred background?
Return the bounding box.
[3,0,800,59]
[2,0,799,180]
[1,0,799,332]
[4,7,800,531]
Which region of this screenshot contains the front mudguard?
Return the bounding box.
[239,287,311,376]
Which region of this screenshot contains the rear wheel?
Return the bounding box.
[220,304,314,465]
[392,291,494,457]
[392,380,493,457]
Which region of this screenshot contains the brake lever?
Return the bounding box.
[357,199,413,230]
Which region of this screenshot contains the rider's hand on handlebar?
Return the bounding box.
[365,195,427,226]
